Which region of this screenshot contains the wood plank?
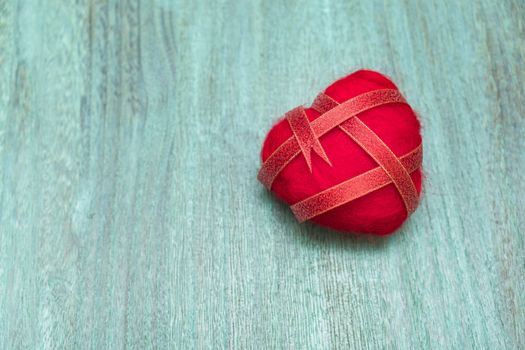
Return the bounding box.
[0,0,523,348]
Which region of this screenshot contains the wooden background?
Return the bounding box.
[1,0,524,349]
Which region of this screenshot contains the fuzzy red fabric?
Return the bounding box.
[260,70,423,235]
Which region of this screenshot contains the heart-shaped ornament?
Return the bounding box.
[258,70,423,235]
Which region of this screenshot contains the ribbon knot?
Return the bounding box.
[286,106,332,172]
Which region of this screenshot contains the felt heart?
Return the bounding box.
[258,70,423,235]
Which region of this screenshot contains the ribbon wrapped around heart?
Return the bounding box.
[258,70,423,235]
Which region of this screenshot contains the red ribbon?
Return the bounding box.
[339,118,418,214]
[286,106,331,172]
[258,89,421,220]
[258,89,406,188]
[291,145,422,222]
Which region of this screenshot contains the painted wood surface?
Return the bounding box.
[0,1,524,349]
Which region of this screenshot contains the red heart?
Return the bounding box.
[259,70,423,235]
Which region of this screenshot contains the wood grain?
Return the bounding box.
[0,0,524,349]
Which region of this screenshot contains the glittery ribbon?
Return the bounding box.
[313,92,419,214]
[291,145,422,222]
[311,91,339,112]
[286,106,332,171]
[339,118,418,214]
[258,88,422,220]
[258,89,406,188]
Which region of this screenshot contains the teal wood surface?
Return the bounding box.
[1,1,524,349]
